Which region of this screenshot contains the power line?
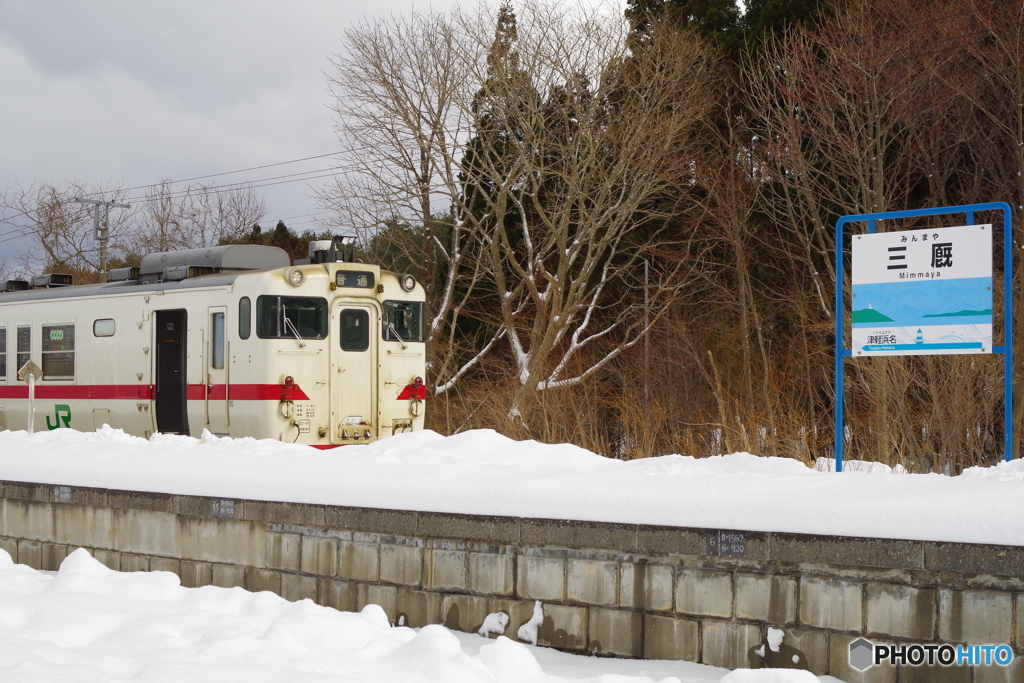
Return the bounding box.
[71,152,342,199]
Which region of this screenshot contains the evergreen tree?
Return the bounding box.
[626,0,743,53]
[741,0,831,50]
[225,220,335,264]
[626,0,830,57]
[458,1,540,242]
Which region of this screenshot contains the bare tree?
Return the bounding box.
[324,2,717,431]
[321,7,488,346]
[733,0,1020,468]
[944,1,1024,456]
[1,180,133,282]
[455,6,718,425]
[130,180,265,254]
[1,179,266,282]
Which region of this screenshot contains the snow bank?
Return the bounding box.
[0,426,1022,546]
[0,548,848,683]
[720,671,820,683]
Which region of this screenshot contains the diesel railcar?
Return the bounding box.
[0,240,427,446]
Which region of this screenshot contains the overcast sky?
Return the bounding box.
[0,0,460,265]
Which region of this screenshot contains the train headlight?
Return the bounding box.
[286,268,305,287]
[399,273,416,292]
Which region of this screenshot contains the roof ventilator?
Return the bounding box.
[31,273,74,288]
[108,267,140,282]
[1,279,29,292]
[162,265,216,282]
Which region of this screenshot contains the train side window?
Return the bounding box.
[340,309,369,352]
[239,297,251,340]
[42,324,75,380]
[383,301,424,343]
[17,325,29,373]
[212,312,225,369]
[93,319,115,337]
[256,296,327,340]
[0,327,6,381]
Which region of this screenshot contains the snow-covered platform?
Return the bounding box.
[0,426,1022,546]
[1,427,1022,681]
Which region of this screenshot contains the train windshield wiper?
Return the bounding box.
[283,315,306,348]
[387,321,409,350]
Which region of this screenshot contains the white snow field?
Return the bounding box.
[1,425,1020,681]
[0,547,842,683]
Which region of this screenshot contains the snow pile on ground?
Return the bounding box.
[477,611,509,638]
[0,548,842,683]
[0,426,1022,545]
[720,671,821,682]
[814,458,908,474]
[516,600,545,646]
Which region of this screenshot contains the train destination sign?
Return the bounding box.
[336,271,375,289]
[851,224,992,356]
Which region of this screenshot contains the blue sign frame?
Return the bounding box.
[834,203,1013,472]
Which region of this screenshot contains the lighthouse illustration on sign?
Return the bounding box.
[851,224,992,356]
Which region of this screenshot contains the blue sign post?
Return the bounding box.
[834,203,1013,472]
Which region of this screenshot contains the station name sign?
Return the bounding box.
[851,224,992,356]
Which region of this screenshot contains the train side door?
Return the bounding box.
[330,303,378,441]
[154,309,189,435]
[206,306,229,435]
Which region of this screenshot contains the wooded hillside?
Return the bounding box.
[326,0,1024,472]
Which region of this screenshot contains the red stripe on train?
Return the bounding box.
[0,384,310,401]
[187,384,311,401]
[0,385,153,400]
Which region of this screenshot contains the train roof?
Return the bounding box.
[0,241,403,307]
[0,244,291,305]
[0,272,248,304]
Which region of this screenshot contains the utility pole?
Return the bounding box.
[73,197,130,283]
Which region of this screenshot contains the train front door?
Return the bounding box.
[154,309,189,435]
[206,306,229,435]
[330,303,378,442]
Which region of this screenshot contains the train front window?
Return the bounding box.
[383,301,424,343]
[256,295,328,340]
[340,309,370,352]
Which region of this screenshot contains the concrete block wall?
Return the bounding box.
[2,479,1023,681]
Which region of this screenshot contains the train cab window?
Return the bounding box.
[0,327,6,381]
[212,312,225,369]
[93,319,115,337]
[41,324,75,380]
[239,297,251,340]
[256,296,327,340]
[17,325,29,374]
[383,301,424,343]
[340,309,369,352]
